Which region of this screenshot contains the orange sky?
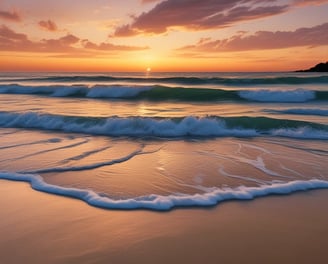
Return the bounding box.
[0,0,327,72]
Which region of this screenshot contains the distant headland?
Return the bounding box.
[296,62,328,72]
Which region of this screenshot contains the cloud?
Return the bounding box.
[0,25,79,53]
[114,0,290,36]
[141,0,161,3]
[0,9,21,22]
[294,0,328,5]
[177,23,328,53]
[41,34,80,52]
[82,40,148,51]
[0,25,149,56]
[114,24,139,37]
[38,20,58,31]
[0,25,31,49]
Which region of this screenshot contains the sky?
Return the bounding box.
[0,0,327,72]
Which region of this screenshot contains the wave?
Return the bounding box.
[0,84,327,102]
[265,108,328,116]
[238,89,316,102]
[5,75,328,85]
[0,112,327,139]
[0,84,153,98]
[0,171,327,210]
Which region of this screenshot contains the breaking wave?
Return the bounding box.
[0,84,327,102]
[0,112,327,139]
[238,89,315,102]
[264,108,328,116]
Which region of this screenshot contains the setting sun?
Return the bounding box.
[0,1,327,264]
[0,0,327,72]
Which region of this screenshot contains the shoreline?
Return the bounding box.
[1,172,328,211]
[1,180,327,264]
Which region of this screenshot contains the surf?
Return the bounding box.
[0,112,327,139]
[0,84,327,102]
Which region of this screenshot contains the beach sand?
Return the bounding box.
[0,180,327,264]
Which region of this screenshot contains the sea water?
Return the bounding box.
[0,71,327,210]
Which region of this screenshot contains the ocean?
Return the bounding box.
[0,71,327,210]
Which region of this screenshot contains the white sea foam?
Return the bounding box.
[219,167,269,185]
[271,127,328,139]
[0,172,327,210]
[0,84,150,98]
[0,112,327,139]
[0,112,259,138]
[239,89,315,102]
[228,155,288,178]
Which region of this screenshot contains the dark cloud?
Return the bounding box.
[0,9,21,22]
[0,25,149,55]
[177,23,328,53]
[38,20,58,31]
[114,0,289,36]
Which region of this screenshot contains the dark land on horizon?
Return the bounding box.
[297,62,328,72]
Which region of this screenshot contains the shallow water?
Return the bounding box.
[0,72,327,210]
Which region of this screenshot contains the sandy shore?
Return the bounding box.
[0,180,327,264]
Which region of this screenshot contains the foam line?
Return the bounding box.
[219,167,269,185]
[239,89,316,102]
[0,138,62,150]
[23,147,145,174]
[1,84,327,102]
[229,155,289,178]
[1,172,328,211]
[1,139,89,163]
[22,146,161,174]
[0,84,151,98]
[0,112,327,139]
[239,142,272,154]
[271,127,328,139]
[62,145,112,162]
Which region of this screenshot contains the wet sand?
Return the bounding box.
[0,180,327,264]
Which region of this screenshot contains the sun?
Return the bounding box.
[146,67,151,72]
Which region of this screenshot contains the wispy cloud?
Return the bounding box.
[114,0,290,36]
[38,20,58,31]
[141,0,161,3]
[176,23,328,54]
[0,25,149,56]
[294,0,328,6]
[0,25,78,53]
[81,40,148,51]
